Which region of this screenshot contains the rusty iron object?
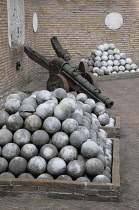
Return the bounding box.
[47,74,69,92]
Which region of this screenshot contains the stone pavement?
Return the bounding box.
[0,74,139,209]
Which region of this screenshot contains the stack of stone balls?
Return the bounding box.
[0,88,113,183]
[82,43,139,76]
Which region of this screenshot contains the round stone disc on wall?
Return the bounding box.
[105,12,123,30]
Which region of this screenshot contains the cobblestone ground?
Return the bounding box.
[0,75,139,210]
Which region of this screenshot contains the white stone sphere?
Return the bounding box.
[93,73,98,76]
[103,43,109,51]
[18,173,34,179]
[107,50,114,55]
[60,97,76,112]
[22,97,37,109]
[107,66,113,72]
[0,110,9,128]
[25,115,42,132]
[104,68,111,75]
[125,58,132,64]
[45,99,58,110]
[6,113,24,132]
[13,129,31,147]
[54,104,72,121]
[107,60,113,66]
[76,93,88,102]
[94,56,101,61]
[0,128,13,146]
[62,118,78,134]
[52,88,67,100]
[5,99,21,114]
[59,145,78,163]
[130,70,136,73]
[67,160,85,179]
[40,144,58,161]
[95,50,102,57]
[37,173,54,180]
[57,175,72,181]
[31,130,49,148]
[109,43,115,49]
[119,66,125,71]
[103,170,111,180]
[94,61,101,68]
[43,117,61,134]
[81,140,100,158]
[21,143,38,160]
[125,64,132,71]
[98,129,107,143]
[91,118,100,132]
[113,66,119,72]
[83,103,92,113]
[78,126,90,138]
[108,55,114,60]
[101,61,108,66]
[76,177,90,182]
[131,63,137,70]
[67,93,76,100]
[70,130,87,149]
[120,53,126,59]
[93,103,106,116]
[16,91,28,101]
[19,104,35,118]
[2,143,20,161]
[113,60,120,66]
[0,172,15,178]
[0,157,8,173]
[28,156,47,177]
[47,157,66,177]
[113,48,120,54]
[51,132,69,149]
[124,70,129,73]
[98,113,110,126]
[114,54,120,60]
[97,154,106,167]
[93,67,99,73]
[97,68,104,76]
[9,157,27,177]
[100,66,107,72]
[111,71,117,74]
[6,93,21,102]
[97,45,105,52]
[36,103,53,119]
[103,51,108,56]
[36,90,52,104]
[120,59,126,66]
[89,129,97,141]
[71,112,83,126]
[85,158,104,177]
[92,174,111,183]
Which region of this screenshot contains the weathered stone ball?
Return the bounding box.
[81,140,100,158]
[28,156,47,177]
[31,130,49,148]
[54,104,72,121]
[2,143,20,161]
[97,154,106,167]
[98,129,107,143]
[36,103,53,119]
[5,99,21,114]
[76,93,88,102]
[57,175,72,181]
[85,158,104,178]
[59,145,78,163]
[22,97,37,109]
[6,93,21,102]
[18,173,34,179]
[92,175,111,183]
[40,144,58,161]
[16,91,28,101]
[0,110,9,128]
[0,128,13,146]
[78,126,90,138]
[71,112,83,126]
[83,104,92,113]
[9,157,27,177]
[0,157,8,173]
[52,88,67,100]
[36,90,52,104]
[103,170,112,180]
[24,115,42,132]
[0,172,15,178]
[13,129,31,147]
[70,130,87,149]
[93,103,106,116]
[76,177,90,182]
[60,97,76,112]
[47,157,66,177]
[21,143,38,160]
[6,113,24,131]
[37,173,54,180]
[43,117,61,134]
[67,160,85,179]
[51,132,69,149]
[98,113,110,126]
[84,99,95,111]
[62,119,78,135]
[19,104,35,118]
[89,129,97,141]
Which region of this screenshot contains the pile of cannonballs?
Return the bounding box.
[83,43,139,76]
[0,88,113,183]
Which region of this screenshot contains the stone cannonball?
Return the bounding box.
[51,132,69,149]
[0,110,9,128]
[98,129,107,143]
[37,173,54,180]
[57,175,72,181]
[70,130,87,149]
[76,177,91,182]
[125,58,132,64]
[6,93,21,102]
[94,56,101,62]
[27,156,47,177]
[98,113,110,126]
[85,158,104,178]
[21,143,38,160]
[5,99,21,114]
[6,113,24,132]
[16,91,28,101]
[0,128,13,146]
[52,88,67,100]
[81,140,100,158]
[60,97,76,112]
[22,97,37,109]
[9,157,28,177]
[45,98,58,110]
[62,119,78,135]
[47,157,66,177]
[59,145,78,163]
[2,143,20,161]
[103,170,112,180]
[40,144,58,161]
[93,103,106,116]
[76,93,88,103]
[67,160,85,179]
[97,154,106,167]
[43,117,61,134]
[19,104,35,118]
[31,130,49,148]
[54,104,72,121]
[97,44,105,52]
[36,90,52,104]
[13,129,31,147]
[103,43,109,51]
[18,173,34,179]
[92,174,111,183]
[0,172,15,178]
[36,103,53,120]
[71,112,83,126]
[0,157,8,174]
[25,115,42,132]
[95,50,103,57]
[78,126,90,138]
[84,99,95,111]
[83,104,92,113]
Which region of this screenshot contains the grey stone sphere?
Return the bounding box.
[18,173,34,179]
[21,143,38,160]
[103,170,112,180]
[0,110,9,128]
[67,160,85,179]
[92,174,111,183]
[71,112,83,126]
[43,117,61,134]
[83,104,92,113]
[54,104,72,121]
[52,88,67,100]
[51,132,69,149]
[36,90,52,104]
[93,103,106,116]
[98,129,107,143]
[27,156,47,177]
[22,97,37,109]
[6,113,24,132]
[89,129,97,141]
[19,104,35,118]
[97,154,106,167]
[76,93,88,102]
[85,158,104,178]
[5,99,21,114]
[31,130,49,148]
[37,173,54,180]
[81,140,100,158]
[98,113,110,126]
[76,177,90,182]
[0,157,8,173]
[57,175,72,181]
[6,93,22,102]
[70,130,87,149]
[84,99,95,111]
[16,91,28,101]
[2,143,20,161]
[40,144,58,161]
[62,119,78,135]
[36,103,53,119]
[25,115,42,132]
[47,157,66,177]
[78,126,90,138]
[13,129,31,147]
[60,97,76,112]
[0,128,13,146]
[0,172,15,178]
[59,145,78,163]
[9,157,27,177]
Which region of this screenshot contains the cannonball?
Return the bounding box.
[103,51,108,56]
[13,129,31,147]
[111,71,117,74]
[36,90,52,104]
[5,99,21,114]
[76,93,88,102]
[100,66,107,73]
[25,115,42,132]
[91,118,100,132]
[136,69,139,72]
[109,43,115,49]
[104,68,111,75]
[6,113,24,131]
[45,98,58,109]
[108,55,114,60]
[85,158,104,177]
[81,140,100,158]
[93,103,106,116]
[95,50,102,57]
[52,88,67,100]
[54,104,72,121]
[60,97,76,112]
[59,145,78,163]
[0,110,9,128]
[71,112,83,126]
[21,143,38,160]
[113,60,120,66]
[6,93,21,102]
[93,67,99,73]
[9,157,27,177]
[125,58,132,64]
[107,66,113,73]
[97,68,104,76]
[16,91,28,101]
[0,157,8,173]
[97,45,105,52]
[67,92,76,100]
[36,103,53,119]
[2,143,20,160]
[113,48,120,54]
[19,104,35,118]
[107,60,113,66]
[22,97,37,109]
[89,129,97,141]
[28,156,47,177]
[98,113,110,126]
[92,73,98,76]
[92,174,111,183]
[83,104,92,113]
[94,56,101,61]
[31,130,49,148]
[67,160,85,179]
[0,172,15,178]
[103,170,112,180]
[101,61,108,66]
[18,173,34,179]
[76,177,90,182]
[120,53,126,59]
[40,144,58,161]
[97,154,106,167]
[78,126,90,138]
[114,54,120,60]
[119,66,125,71]
[103,43,109,51]
[131,63,137,70]
[113,66,119,72]
[70,130,87,149]
[43,117,61,134]
[101,55,108,61]
[37,173,54,180]
[62,119,78,134]
[47,157,66,177]
[98,129,107,143]
[130,70,136,73]
[0,128,13,146]
[125,64,132,71]
[94,61,101,68]
[107,50,114,55]
[51,132,69,149]
[57,175,72,181]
